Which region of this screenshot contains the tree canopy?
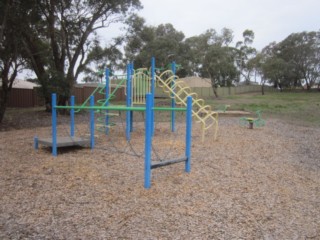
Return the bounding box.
[0,1,319,123]
[251,31,320,90]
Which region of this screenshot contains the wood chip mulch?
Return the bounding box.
[0,115,319,239]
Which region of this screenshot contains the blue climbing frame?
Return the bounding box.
[35,57,192,189]
[144,94,192,189]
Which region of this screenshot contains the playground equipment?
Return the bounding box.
[132,68,151,105]
[127,60,219,141]
[156,70,219,141]
[239,110,266,129]
[34,58,194,189]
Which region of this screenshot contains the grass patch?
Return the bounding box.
[2,91,319,129]
[208,92,320,127]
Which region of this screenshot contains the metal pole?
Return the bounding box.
[90,95,95,149]
[151,57,155,135]
[130,63,134,132]
[70,95,75,137]
[185,96,192,172]
[126,64,131,141]
[105,68,110,135]
[52,93,57,156]
[34,136,38,150]
[144,93,152,189]
[171,61,176,132]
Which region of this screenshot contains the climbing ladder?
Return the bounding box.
[95,78,127,132]
[156,70,218,141]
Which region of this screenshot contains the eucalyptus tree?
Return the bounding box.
[184,28,233,76]
[235,30,257,84]
[20,0,141,107]
[276,31,320,90]
[124,16,188,75]
[201,45,238,97]
[81,39,123,83]
[0,0,31,122]
[192,28,239,97]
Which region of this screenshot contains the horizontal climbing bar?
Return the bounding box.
[153,107,186,111]
[55,105,187,112]
[55,105,145,111]
[151,157,187,169]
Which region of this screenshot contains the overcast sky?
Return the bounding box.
[131,0,319,50]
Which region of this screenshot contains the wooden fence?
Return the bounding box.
[4,88,44,108]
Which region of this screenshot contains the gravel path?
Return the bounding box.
[0,116,319,239]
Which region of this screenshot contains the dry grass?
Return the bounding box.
[0,109,319,239]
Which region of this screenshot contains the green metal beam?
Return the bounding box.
[55,105,187,112]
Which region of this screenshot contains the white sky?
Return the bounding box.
[21,0,320,80]
[122,0,319,50]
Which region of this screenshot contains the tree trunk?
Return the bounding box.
[0,91,7,123]
[306,83,311,90]
[0,65,16,123]
[261,84,265,95]
[210,77,219,98]
[212,87,218,98]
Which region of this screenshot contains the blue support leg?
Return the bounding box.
[70,95,75,137]
[130,63,134,132]
[126,64,131,141]
[90,95,95,149]
[130,111,134,132]
[52,93,57,157]
[144,93,152,189]
[105,68,110,135]
[34,136,38,150]
[185,96,192,172]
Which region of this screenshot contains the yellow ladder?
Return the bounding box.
[156,70,218,142]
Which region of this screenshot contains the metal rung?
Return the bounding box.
[151,157,187,169]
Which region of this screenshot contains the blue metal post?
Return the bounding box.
[90,95,95,149]
[171,61,176,132]
[34,136,38,150]
[130,63,134,132]
[144,93,152,189]
[105,68,110,135]
[70,95,75,137]
[52,93,57,156]
[126,64,131,141]
[185,96,192,172]
[151,57,155,134]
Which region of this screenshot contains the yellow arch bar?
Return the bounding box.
[156,71,218,141]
